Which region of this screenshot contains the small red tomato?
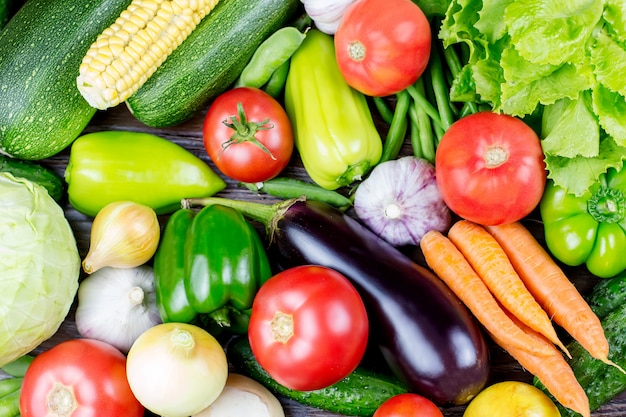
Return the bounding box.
[435,111,547,226]
[20,339,144,417]
[248,265,369,391]
[374,393,444,417]
[334,0,431,97]
[203,87,294,183]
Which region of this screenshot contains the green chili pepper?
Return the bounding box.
[154,205,272,330]
[65,131,226,216]
[236,26,306,90]
[284,29,382,190]
[154,208,196,323]
[540,166,626,278]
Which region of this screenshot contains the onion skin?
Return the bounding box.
[354,156,451,246]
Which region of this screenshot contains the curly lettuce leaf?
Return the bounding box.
[541,91,599,158]
[592,84,626,145]
[603,0,626,41]
[499,47,594,116]
[545,135,626,196]
[591,28,626,97]
[439,0,482,50]
[504,0,603,66]
[475,0,514,43]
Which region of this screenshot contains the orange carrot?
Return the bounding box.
[484,221,625,372]
[447,220,569,357]
[420,230,554,357]
[489,313,590,417]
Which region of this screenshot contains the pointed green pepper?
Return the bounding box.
[65,131,226,217]
[284,29,382,190]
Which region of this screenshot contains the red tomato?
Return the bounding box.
[374,393,444,417]
[203,87,294,183]
[435,111,546,226]
[20,339,144,417]
[334,0,431,97]
[248,265,369,391]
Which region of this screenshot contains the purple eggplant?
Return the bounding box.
[183,197,490,405]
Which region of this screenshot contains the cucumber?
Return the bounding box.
[0,0,132,160]
[535,272,626,416]
[126,0,300,128]
[227,336,409,417]
[0,155,64,202]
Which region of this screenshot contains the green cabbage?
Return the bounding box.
[0,172,80,366]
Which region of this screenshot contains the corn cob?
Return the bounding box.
[77,0,219,110]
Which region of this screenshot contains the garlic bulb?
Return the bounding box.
[302,0,358,34]
[75,265,162,352]
[83,200,160,274]
[354,156,451,247]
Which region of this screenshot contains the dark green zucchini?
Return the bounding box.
[227,336,409,417]
[535,272,626,416]
[126,0,300,128]
[0,155,64,202]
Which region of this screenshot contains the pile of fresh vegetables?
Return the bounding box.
[3,0,626,417]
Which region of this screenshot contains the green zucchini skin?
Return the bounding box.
[0,155,64,202]
[227,336,409,417]
[0,0,132,160]
[0,0,13,30]
[535,272,626,416]
[126,0,301,128]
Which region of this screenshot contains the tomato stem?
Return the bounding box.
[484,145,508,168]
[220,102,276,160]
[270,311,294,343]
[347,41,366,62]
[47,382,77,417]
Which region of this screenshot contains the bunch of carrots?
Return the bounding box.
[420,220,625,417]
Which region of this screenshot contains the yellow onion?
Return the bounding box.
[463,381,560,417]
[82,200,160,274]
[126,322,229,417]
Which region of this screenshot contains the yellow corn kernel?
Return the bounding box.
[77,0,219,110]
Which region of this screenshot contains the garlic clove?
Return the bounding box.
[83,201,160,274]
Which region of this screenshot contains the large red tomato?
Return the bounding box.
[248,265,369,391]
[435,111,546,226]
[374,393,444,417]
[203,87,294,183]
[334,0,431,97]
[20,339,144,417]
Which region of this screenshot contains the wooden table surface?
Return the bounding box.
[31,102,626,417]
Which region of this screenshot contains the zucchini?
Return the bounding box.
[0,155,64,202]
[0,0,132,160]
[126,0,300,128]
[0,0,12,30]
[227,336,409,417]
[535,272,626,416]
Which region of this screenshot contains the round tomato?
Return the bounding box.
[20,338,144,417]
[435,111,546,226]
[248,265,369,391]
[334,0,431,97]
[203,86,294,183]
[374,393,444,417]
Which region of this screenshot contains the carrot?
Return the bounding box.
[484,221,625,372]
[447,220,570,357]
[420,230,554,357]
[489,313,590,417]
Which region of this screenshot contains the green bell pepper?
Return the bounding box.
[540,165,626,278]
[154,205,272,331]
[65,130,226,216]
[284,29,382,190]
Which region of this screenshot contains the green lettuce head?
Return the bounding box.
[0,172,80,366]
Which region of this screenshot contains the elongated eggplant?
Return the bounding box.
[183,197,490,405]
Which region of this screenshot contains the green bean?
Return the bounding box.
[262,60,290,99]
[1,355,33,378]
[371,96,395,125]
[427,42,455,131]
[380,90,410,162]
[241,177,352,209]
[405,84,444,131]
[408,107,423,159]
[409,79,436,163]
[0,378,22,400]
[235,26,306,89]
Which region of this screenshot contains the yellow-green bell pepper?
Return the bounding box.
[284,29,382,190]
